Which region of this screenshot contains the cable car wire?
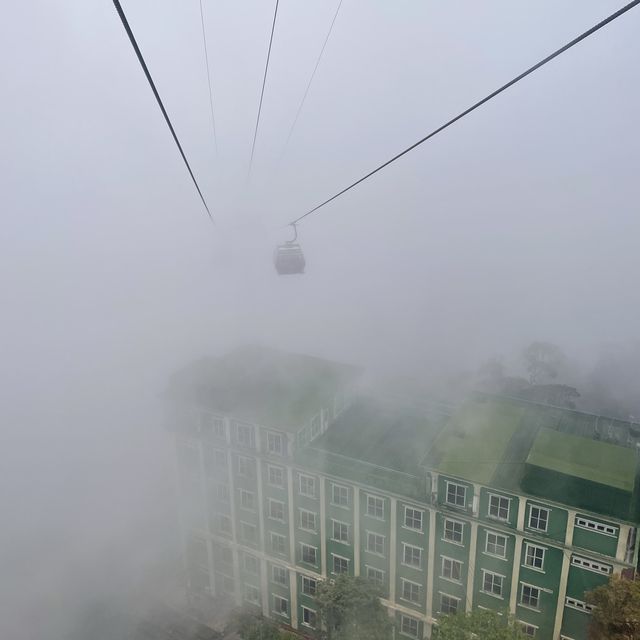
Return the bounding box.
[111,0,214,224]
[290,0,640,226]
[199,0,218,155]
[281,0,344,158]
[248,0,280,177]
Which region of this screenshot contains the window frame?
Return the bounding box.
[365,531,385,556]
[243,582,260,605]
[571,555,612,575]
[523,543,546,571]
[267,432,285,456]
[366,494,385,520]
[445,481,467,508]
[237,455,254,478]
[331,482,350,508]
[401,543,423,569]
[267,464,285,488]
[300,542,318,566]
[239,488,256,511]
[400,578,422,604]
[268,498,286,523]
[298,474,316,498]
[488,493,511,521]
[235,422,255,449]
[443,518,464,545]
[301,575,317,596]
[441,556,463,583]
[485,531,507,559]
[270,532,287,556]
[299,508,317,532]
[239,521,257,545]
[481,569,504,598]
[271,565,288,586]
[243,554,259,575]
[331,553,350,575]
[365,565,385,588]
[440,593,460,615]
[520,583,541,610]
[575,516,617,537]
[400,614,419,639]
[331,519,350,544]
[527,505,550,533]
[404,506,424,531]
[273,594,289,617]
[301,606,317,629]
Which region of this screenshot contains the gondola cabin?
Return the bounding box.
[274,242,305,275]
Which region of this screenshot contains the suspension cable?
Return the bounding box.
[199,0,218,155]
[281,0,344,158]
[111,0,214,224]
[248,0,280,177]
[290,0,640,226]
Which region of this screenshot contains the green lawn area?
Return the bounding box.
[429,402,524,484]
[526,428,636,492]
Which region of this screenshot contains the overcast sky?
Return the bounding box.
[2,1,639,638]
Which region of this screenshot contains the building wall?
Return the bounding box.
[177,408,638,640]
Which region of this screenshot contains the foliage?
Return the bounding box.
[225,609,283,640]
[314,574,392,640]
[434,609,527,640]
[522,341,566,384]
[586,575,640,639]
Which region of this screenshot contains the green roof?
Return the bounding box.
[424,401,524,485]
[296,398,448,499]
[527,428,636,492]
[169,345,360,431]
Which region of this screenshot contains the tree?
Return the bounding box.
[586,575,640,639]
[522,341,566,384]
[314,574,392,640]
[225,610,282,640]
[434,609,527,640]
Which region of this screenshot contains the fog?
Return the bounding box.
[2,1,639,638]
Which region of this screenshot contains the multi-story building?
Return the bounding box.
[168,346,640,640]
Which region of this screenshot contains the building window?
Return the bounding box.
[520,622,537,637]
[237,456,253,477]
[219,546,232,566]
[401,579,421,604]
[239,489,255,511]
[402,543,422,569]
[443,518,464,545]
[270,533,286,556]
[332,555,349,574]
[441,557,462,582]
[299,509,317,532]
[528,506,549,532]
[271,565,287,585]
[440,594,459,615]
[220,574,235,594]
[268,499,286,522]
[366,566,384,588]
[485,531,507,558]
[201,413,225,438]
[366,532,385,556]
[273,595,289,617]
[311,414,322,438]
[268,465,285,488]
[366,495,385,519]
[216,483,230,502]
[244,583,260,605]
[571,555,612,575]
[267,432,285,456]
[301,606,317,629]
[524,544,545,571]
[332,520,350,544]
[300,543,317,566]
[302,576,317,596]
[488,494,511,521]
[235,423,255,449]
[213,448,227,468]
[400,614,419,638]
[404,507,423,531]
[482,570,504,597]
[565,597,594,613]
[445,481,467,508]
[241,555,257,576]
[575,516,617,537]
[331,483,350,507]
[240,522,257,545]
[520,584,540,609]
[299,474,316,498]
[217,514,232,536]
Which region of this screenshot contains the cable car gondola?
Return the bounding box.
[274,224,306,275]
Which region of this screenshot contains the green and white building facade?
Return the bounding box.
[169,347,640,640]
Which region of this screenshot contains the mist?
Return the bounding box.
[2,1,640,638]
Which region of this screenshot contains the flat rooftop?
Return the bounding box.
[296,398,448,500]
[169,345,360,431]
[423,395,640,522]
